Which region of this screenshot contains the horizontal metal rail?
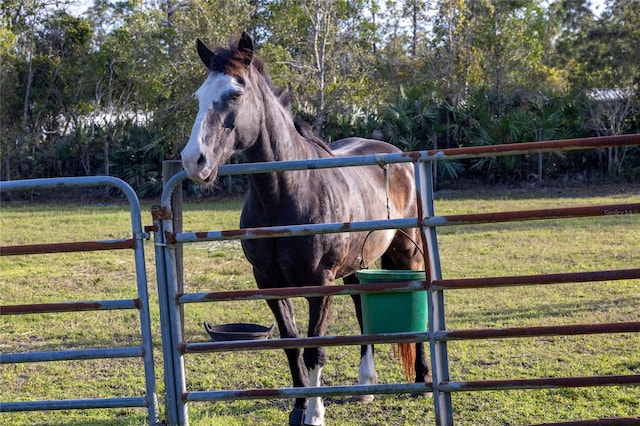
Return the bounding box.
[182,320,639,354]
[0,397,149,412]
[433,268,640,290]
[440,374,640,392]
[186,382,433,403]
[166,202,639,244]
[427,134,640,160]
[437,321,640,341]
[535,416,640,425]
[168,218,419,244]
[1,347,144,364]
[178,281,425,304]
[1,239,135,256]
[424,203,640,227]
[1,299,140,315]
[182,331,429,354]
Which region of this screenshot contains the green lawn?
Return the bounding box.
[1,184,639,425]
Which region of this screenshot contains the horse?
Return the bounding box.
[181,32,429,426]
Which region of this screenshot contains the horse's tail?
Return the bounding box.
[395,343,416,382]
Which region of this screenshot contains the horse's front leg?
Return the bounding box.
[345,275,377,403]
[303,295,333,426]
[264,297,309,425]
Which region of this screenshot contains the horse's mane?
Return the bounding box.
[293,118,334,156]
[253,57,334,156]
[212,38,334,157]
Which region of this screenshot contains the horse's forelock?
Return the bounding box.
[210,46,252,78]
[210,47,283,98]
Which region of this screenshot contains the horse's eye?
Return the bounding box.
[230,92,241,101]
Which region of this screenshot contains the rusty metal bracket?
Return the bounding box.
[151,205,173,220]
[164,231,178,245]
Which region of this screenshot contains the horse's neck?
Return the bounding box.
[247,95,323,163]
[243,90,328,210]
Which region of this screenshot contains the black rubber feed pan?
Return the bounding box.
[204,322,274,341]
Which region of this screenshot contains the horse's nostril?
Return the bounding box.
[197,154,206,167]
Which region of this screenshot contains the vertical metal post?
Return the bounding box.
[414,159,453,426]
[163,160,184,333]
[127,195,160,426]
[152,210,179,426]
[162,218,189,426]
[156,169,190,426]
[538,153,543,187]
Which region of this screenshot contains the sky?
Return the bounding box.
[589,0,608,17]
[68,0,611,19]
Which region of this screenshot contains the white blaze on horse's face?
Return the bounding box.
[181,71,243,182]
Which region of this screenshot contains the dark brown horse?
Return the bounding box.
[181,32,428,426]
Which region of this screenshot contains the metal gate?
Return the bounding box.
[1,136,638,425]
[0,176,160,425]
[153,134,640,425]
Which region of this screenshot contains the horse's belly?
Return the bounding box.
[241,227,395,285]
[241,234,354,285]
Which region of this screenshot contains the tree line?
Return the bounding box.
[1,0,639,196]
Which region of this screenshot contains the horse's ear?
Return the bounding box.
[237,31,254,66]
[196,38,214,68]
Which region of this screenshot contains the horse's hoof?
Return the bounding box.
[350,394,375,403]
[289,407,306,425]
[412,376,433,398]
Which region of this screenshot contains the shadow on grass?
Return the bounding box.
[448,295,637,327]
[14,410,150,426]
[31,421,147,426]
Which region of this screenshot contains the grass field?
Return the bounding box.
[1,183,639,425]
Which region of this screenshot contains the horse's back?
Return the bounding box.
[329,136,414,205]
[330,137,401,156]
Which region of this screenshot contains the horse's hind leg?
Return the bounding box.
[345,274,377,403]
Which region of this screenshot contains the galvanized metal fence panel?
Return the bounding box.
[2,136,638,425]
[154,135,640,425]
[0,176,160,425]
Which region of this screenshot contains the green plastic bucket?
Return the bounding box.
[355,269,427,334]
